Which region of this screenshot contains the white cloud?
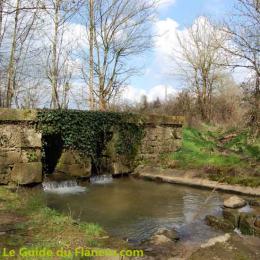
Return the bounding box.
[154,18,180,57]
[156,0,176,8]
[63,23,88,49]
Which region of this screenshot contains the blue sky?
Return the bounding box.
[124,0,237,103]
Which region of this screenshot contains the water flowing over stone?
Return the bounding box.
[42,180,86,194]
[90,175,113,185]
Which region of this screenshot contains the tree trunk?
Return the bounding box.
[6,0,20,108]
[0,0,3,107]
[88,0,95,110]
[51,0,60,109]
[253,72,260,127]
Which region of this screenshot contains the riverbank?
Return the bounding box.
[133,166,260,196]
[1,181,260,259]
[0,186,126,258]
[152,125,260,188]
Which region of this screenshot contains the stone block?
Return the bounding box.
[224,196,246,209]
[58,150,88,165]
[0,163,10,174]
[0,125,21,148]
[0,172,10,184]
[21,129,42,148]
[0,125,41,148]
[0,150,22,165]
[10,162,42,185]
[223,208,240,227]
[112,161,132,175]
[55,163,91,178]
[21,149,42,163]
[0,108,37,121]
[55,149,91,178]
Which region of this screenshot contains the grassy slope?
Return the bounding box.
[162,126,260,187]
[0,187,112,258]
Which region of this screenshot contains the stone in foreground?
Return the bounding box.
[155,228,180,242]
[224,196,246,209]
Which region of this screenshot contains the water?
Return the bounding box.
[44,177,224,244]
[90,175,113,185]
[238,203,253,213]
[43,180,86,194]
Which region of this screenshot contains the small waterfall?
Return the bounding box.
[90,174,113,185]
[43,180,86,194]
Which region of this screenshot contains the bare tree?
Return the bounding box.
[3,0,40,107]
[42,0,83,109]
[173,17,227,121]
[88,0,95,110]
[83,0,155,111]
[221,0,260,129]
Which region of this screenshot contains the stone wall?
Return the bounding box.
[107,115,184,176]
[137,124,182,163]
[0,109,42,185]
[0,109,184,184]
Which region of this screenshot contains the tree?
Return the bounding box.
[1,0,40,107]
[88,0,95,110]
[42,0,83,109]
[173,17,227,121]
[221,0,260,129]
[84,0,155,111]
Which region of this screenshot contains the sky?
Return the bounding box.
[122,0,237,103]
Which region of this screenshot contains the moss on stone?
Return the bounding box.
[0,108,37,121]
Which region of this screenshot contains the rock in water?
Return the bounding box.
[205,215,234,232]
[223,208,240,227]
[150,234,171,245]
[224,196,246,209]
[155,228,180,241]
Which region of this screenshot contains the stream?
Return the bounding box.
[43,176,224,245]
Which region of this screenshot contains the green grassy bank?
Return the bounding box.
[0,187,117,259]
[161,125,260,187]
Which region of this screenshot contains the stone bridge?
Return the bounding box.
[0,108,184,185]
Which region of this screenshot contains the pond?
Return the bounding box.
[43,176,224,245]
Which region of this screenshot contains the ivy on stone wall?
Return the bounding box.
[37,110,144,165]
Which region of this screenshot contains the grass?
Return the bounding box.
[160,126,260,187]
[0,187,108,254]
[170,127,244,168]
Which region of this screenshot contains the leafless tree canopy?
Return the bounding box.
[173,17,227,121]
[0,0,258,133]
[221,0,259,127]
[86,0,155,110]
[0,0,155,109]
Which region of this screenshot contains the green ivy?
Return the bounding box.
[36,110,144,165]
